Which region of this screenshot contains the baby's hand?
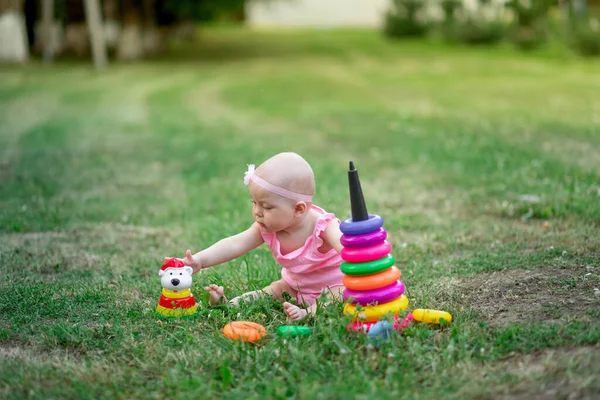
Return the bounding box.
[164,250,203,273]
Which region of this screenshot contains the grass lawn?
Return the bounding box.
[1,27,599,399]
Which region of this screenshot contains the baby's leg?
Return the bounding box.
[284,286,345,321]
[228,279,297,306]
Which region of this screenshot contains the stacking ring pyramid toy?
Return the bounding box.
[341,161,409,331]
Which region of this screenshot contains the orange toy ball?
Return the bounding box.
[223,321,267,343]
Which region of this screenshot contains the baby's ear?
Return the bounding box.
[184,266,194,275]
[294,201,308,215]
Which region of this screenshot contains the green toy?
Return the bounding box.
[276,326,312,338]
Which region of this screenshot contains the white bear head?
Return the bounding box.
[159,258,194,291]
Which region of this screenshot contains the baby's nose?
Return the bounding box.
[171,278,180,286]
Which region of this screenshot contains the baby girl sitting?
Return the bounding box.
[166,152,345,321]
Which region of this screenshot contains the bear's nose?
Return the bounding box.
[171,278,180,286]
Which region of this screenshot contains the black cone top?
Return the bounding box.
[348,161,369,222]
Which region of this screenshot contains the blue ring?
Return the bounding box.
[340,214,384,236]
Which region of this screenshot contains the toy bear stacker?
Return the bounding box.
[156,258,198,317]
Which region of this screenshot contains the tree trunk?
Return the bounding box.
[103,0,120,50]
[0,0,29,63]
[117,0,143,60]
[83,0,108,68]
[42,0,53,62]
[142,0,161,55]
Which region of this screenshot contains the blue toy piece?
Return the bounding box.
[366,320,395,347]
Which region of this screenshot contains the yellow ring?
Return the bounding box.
[343,295,408,322]
[156,304,197,316]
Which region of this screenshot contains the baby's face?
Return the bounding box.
[249,183,297,233]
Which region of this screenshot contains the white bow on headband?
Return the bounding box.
[243,164,255,185]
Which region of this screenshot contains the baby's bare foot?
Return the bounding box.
[205,284,227,305]
[283,301,308,321]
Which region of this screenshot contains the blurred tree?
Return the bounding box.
[565,0,600,56]
[571,0,588,15]
[16,0,277,63]
[84,0,107,67]
[448,0,507,46]
[156,0,246,23]
[506,0,551,50]
[115,0,271,59]
[383,0,429,39]
[440,0,462,42]
[0,0,29,63]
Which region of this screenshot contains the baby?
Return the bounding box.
[165,152,345,321]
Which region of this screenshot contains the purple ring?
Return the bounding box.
[343,280,405,306]
[340,214,384,236]
[341,228,387,248]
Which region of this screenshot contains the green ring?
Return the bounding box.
[341,254,395,276]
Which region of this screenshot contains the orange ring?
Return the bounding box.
[343,266,401,291]
[223,321,267,343]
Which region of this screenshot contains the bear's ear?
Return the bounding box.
[159,270,165,277]
[184,266,193,275]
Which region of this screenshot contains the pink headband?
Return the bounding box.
[243,164,313,203]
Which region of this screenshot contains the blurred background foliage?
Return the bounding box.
[383,0,600,56]
[2,0,600,64]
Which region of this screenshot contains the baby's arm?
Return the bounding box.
[323,219,344,254]
[173,223,264,273]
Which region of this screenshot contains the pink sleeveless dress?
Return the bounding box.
[259,205,345,306]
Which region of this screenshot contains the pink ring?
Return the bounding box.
[341,240,392,263]
[340,228,387,248]
[343,280,405,305]
[346,312,414,332]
